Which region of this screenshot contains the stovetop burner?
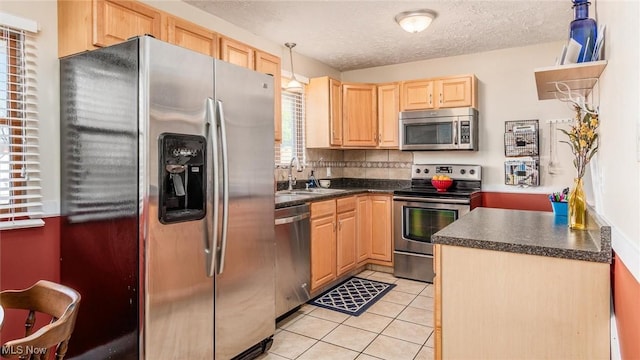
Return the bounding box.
[394,164,482,199]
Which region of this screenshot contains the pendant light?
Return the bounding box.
[395,10,436,33]
[284,42,303,92]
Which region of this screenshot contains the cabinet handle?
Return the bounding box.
[429,93,432,105]
[333,222,336,232]
[440,93,443,104]
[338,220,342,230]
[379,133,382,144]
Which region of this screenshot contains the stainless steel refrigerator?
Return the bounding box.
[60,36,275,359]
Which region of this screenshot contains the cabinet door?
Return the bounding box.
[165,16,217,57]
[220,37,254,69]
[434,244,442,360]
[370,195,392,263]
[329,78,343,146]
[356,196,371,264]
[377,83,400,148]
[310,215,337,290]
[255,51,282,142]
[437,76,472,108]
[401,80,434,111]
[342,83,377,147]
[93,0,162,48]
[336,210,357,276]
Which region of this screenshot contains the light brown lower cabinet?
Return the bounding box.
[310,200,337,290]
[310,194,393,292]
[336,197,357,276]
[434,244,610,359]
[356,195,371,264]
[369,195,392,265]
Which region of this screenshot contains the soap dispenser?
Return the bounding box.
[308,170,317,188]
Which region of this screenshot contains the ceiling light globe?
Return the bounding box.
[395,11,435,33]
[285,79,303,92]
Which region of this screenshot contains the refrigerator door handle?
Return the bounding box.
[215,99,230,275]
[205,98,219,277]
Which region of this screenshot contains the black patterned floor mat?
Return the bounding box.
[308,276,396,316]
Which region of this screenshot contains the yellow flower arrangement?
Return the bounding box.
[560,105,599,179]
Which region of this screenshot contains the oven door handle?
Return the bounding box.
[393,196,471,205]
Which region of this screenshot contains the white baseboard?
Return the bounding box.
[610,295,621,360]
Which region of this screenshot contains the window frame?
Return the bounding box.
[0,19,43,230]
[276,86,306,167]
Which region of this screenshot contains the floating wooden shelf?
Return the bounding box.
[534,60,608,100]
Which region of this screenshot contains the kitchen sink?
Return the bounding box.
[278,188,346,196]
[275,188,348,204]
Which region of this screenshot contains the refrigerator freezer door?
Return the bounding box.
[213,60,276,359]
[142,38,214,359]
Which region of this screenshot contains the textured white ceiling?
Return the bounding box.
[185,0,573,71]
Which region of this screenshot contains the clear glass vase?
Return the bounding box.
[568,177,587,230]
[570,0,598,63]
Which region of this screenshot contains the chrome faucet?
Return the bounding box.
[288,156,302,191]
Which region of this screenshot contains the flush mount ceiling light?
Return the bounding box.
[284,42,303,92]
[395,10,436,33]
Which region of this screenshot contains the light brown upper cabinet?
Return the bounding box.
[255,51,282,142]
[401,75,477,111]
[94,0,162,48]
[219,37,254,69]
[342,83,377,147]
[401,80,435,110]
[164,16,218,58]
[376,83,400,148]
[437,76,475,108]
[306,77,342,148]
[58,0,162,57]
[219,38,282,142]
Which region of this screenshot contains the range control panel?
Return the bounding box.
[412,164,482,181]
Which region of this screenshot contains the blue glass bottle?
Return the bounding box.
[570,0,597,62]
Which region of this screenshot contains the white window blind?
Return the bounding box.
[0,24,43,229]
[276,88,305,166]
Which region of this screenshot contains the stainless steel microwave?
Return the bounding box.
[399,108,479,151]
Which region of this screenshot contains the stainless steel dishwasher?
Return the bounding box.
[275,204,311,319]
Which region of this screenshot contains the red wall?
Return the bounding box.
[481,192,552,212]
[0,217,61,344]
[613,254,640,359]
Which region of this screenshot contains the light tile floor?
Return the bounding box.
[258,270,435,360]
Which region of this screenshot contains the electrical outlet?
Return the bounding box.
[327,167,332,177]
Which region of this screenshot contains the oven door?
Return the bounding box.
[393,196,470,255]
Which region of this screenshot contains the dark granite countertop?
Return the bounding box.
[432,207,611,263]
[275,178,407,209]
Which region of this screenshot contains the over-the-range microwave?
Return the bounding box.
[399,107,479,151]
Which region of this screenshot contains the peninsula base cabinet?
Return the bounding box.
[434,244,610,360]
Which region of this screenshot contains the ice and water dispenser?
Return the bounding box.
[159,133,206,223]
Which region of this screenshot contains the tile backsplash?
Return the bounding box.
[274,149,413,182]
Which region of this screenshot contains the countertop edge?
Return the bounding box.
[275,188,393,209]
[432,207,612,264]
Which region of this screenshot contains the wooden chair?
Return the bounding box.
[0,280,80,360]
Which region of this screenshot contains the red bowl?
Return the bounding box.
[431,179,453,192]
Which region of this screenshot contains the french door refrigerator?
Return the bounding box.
[60,36,275,359]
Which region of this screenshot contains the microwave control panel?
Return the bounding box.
[460,121,471,144]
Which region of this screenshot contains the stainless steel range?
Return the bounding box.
[393,164,482,282]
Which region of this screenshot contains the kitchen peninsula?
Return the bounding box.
[432,207,611,359]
